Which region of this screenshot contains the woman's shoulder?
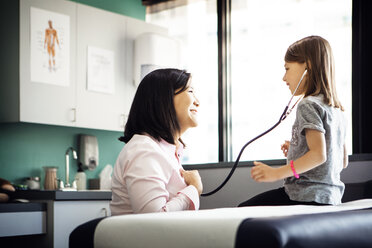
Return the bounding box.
[124,134,161,152]
[117,134,174,171]
[116,134,164,164]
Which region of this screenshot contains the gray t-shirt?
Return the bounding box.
[285,94,347,205]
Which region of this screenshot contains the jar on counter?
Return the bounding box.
[43,166,58,190]
[25,177,40,190]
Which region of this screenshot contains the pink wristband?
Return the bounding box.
[290,160,300,179]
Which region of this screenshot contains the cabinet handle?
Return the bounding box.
[101,207,108,217]
[71,108,76,122]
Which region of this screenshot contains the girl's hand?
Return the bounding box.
[180,169,203,195]
[281,140,290,157]
[251,161,279,182]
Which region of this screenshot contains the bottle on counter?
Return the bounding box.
[75,163,86,190]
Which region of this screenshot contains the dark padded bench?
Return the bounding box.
[235,208,372,248]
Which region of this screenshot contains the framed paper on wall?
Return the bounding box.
[87,46,115,94]
[30,7,70,87]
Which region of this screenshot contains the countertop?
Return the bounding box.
[11,189,112,201]
[0,202,46,213]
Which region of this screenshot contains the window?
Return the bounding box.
[146,0,354,164]
[146,0,219,164]
[230,0,352,161]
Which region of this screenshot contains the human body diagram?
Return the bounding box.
[44,20,60,71]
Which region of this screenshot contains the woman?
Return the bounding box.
[110,69,203,215]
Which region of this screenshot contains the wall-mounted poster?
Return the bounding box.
[30,7,70,87]
[87,46,115,94]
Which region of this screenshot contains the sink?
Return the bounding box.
[60,187,77,191]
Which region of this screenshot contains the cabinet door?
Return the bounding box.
[53,200,110,248]
[76,4,127,131]
[19,0,77,127]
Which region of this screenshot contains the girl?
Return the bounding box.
[110,68,203,215]
[239,36,348,206]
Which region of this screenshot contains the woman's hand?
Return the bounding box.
[251,161,279,182]
[180,169,203,195]
[281,140,290,157]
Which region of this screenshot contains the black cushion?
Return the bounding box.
[235,209,372,248]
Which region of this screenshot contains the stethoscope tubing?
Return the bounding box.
[201,107,287,197]
[201,70,307,197]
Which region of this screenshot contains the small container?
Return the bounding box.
[75,163,86,190]
[43,166,58,190]
[25,177,40,190]
[58,179,65,189]
[88,178,100,190]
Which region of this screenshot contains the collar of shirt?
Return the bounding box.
[159,139,184,163]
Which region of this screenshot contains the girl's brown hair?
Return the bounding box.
[285,35,344,111]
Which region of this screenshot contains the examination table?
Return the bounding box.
[70,198,372,248]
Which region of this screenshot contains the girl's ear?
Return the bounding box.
[306,60,312,70]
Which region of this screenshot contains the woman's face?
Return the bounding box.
[283,62,307,96]
[174,79,200,135]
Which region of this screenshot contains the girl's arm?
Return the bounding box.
[251,129,326,182]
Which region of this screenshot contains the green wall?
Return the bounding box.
[0,0,145,186]
[70,0,146,20]
[0,123,124,186]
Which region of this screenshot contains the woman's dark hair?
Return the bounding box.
[119,68,191,144]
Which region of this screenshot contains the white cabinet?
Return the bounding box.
[0,0,168,131]
[75,4,127,131]
[0,203,47,237]
[0,0,78,127]
[18,0,77,127]
[0,0,127,131]
[50,200,110,248]
[9,190,112,247]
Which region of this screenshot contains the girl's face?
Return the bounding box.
[283,62,307,96]
[174,79,200,135]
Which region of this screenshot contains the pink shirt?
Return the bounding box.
[110,134,200,215]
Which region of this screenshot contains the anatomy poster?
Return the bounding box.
[30,7,70,87]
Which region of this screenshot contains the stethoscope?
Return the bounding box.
[201,69,308,197]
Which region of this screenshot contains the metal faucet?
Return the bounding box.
[65,147,78,188]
